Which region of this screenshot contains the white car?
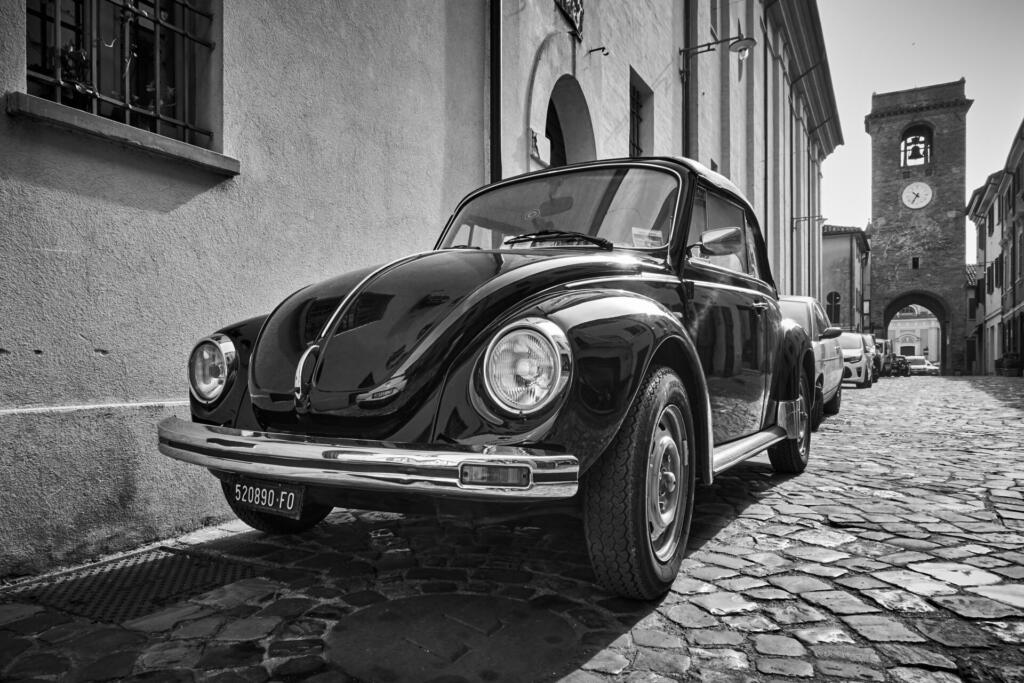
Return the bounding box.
[905,355,940,376]
[780,296,844,430]
[839,332,873,388]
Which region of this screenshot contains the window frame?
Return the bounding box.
[26,0,217,149]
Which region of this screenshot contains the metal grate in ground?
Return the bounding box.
[0,547,256,624]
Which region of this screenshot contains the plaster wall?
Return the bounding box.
[498,0,682,178]
[0,0,486,576]
[822,235,861,330]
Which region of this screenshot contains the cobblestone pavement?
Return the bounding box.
[2,376,1024,682]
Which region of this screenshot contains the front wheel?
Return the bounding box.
[221,481,332,534]
[823,383,842,415]
[810,385,824,432]
[768,368,811,474]
[583,367,696,600]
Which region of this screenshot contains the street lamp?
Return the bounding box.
[679,32,757,81]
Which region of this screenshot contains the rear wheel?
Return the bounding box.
[221,481,332,534]
[583,367,696,600]
[768,368,811,474]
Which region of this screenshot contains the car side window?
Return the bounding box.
[813,302,830,334]
[690,189,749,273]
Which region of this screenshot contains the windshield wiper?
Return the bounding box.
[504,230,612,250]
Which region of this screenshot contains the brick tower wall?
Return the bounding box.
[864,80,972,373]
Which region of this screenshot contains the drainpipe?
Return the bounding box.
[489,0,502,182]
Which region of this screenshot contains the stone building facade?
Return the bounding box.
[0,0,841,575]
[864,80,972,375]
[967,117,1024,375]
[821,225,870,331]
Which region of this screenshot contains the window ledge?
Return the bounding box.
[5,92,239,177]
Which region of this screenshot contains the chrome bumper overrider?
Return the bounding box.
[157,417,579,500]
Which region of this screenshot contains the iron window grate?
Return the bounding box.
[0,547,256,624]
[26,0,215,147]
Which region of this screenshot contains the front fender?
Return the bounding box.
[433,288,712,479]
[190,314,267,429]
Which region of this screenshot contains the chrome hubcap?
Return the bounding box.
[797,386,809,458]
[646,404,687,562]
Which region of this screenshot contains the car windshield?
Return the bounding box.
[838,333,863,350]
[778,300,810,329]
[439,167,681,251]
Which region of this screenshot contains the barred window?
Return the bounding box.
[27,0,216,148]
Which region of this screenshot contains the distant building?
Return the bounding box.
[864,80,972,375]
[889,305,941,362]
[966,116,1024,375]
[821,225,870,330]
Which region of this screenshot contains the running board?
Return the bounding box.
[712,427,787,475]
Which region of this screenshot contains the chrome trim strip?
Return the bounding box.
[711,427,786,474]
[157,417,579,500]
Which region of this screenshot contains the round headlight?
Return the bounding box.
[188,334,237,404]
[483,318,570,415]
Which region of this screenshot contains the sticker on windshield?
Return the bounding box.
[631,228,662,248]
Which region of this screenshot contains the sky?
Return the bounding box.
[817,0,1024,261]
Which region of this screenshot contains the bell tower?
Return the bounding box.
[864,79,972,373]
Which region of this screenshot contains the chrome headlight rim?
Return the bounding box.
[188,333,238,405]
[481,317,572,417]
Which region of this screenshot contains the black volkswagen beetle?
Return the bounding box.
[158,157,813,599]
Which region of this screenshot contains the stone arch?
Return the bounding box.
[523,34,596,171]
[545,75,596,167]
[883,290,950,373]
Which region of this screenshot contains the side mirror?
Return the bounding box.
[688,226,743,257]
[820,326,842,340]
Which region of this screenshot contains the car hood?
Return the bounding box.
[841,348,863,360]
[249,248,658,434]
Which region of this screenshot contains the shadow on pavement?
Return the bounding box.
[0,455,793,681]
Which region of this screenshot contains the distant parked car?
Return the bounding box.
[861,333,880,381]
[839,332,873,388]
[875,338,894,376]
[780,296,844,430]
[906,355,940,376]
[892,355,910,377]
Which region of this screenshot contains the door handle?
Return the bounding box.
[751,302,770,314]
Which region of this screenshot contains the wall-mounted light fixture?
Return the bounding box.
[678,32,757,81]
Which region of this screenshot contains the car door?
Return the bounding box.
[681,186,775,444]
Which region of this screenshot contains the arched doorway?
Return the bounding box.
[882,291,950,374]
[544,75,596,168]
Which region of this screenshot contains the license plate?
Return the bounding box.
[231,477,305,520]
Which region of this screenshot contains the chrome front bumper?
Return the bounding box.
[157,417,579,501]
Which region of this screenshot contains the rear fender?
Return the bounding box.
[771,318,813,404]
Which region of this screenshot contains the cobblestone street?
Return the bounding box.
[2,376,1023,682]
